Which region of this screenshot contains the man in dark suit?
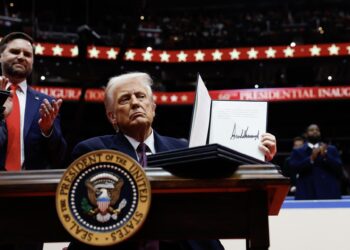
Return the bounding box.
[0,32,67,171]
[69,72,277,250]
[289,124,343,199]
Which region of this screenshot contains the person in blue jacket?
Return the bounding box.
[0,32,67,171]
[289,124,343,199]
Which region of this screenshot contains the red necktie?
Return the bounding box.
[5,85,21,171]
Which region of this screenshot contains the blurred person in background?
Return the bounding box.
[289,124,343,199]
[282,136,305,195]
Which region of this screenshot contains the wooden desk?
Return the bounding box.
[0,165,289,250]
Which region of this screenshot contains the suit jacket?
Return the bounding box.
[71,131,187,160]
[288,142,342,199]
[69,131,224,250]
[0,87,67,170]
[0,121,6,149]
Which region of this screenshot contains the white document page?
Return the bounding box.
[189,75,212,147]
[209,100,267,160]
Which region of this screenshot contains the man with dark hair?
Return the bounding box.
[0,32,67,171]
[289,124,343,199]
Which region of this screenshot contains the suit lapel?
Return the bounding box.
[111,133,138,160]
[154,131,170,153]
[24,87,41,139]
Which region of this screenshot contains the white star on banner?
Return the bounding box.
[107,48,118,59]
[229,49,240,60]
[161,95,168,102]
[159,51,170,62]
[70,46,78,57]
[347,46,350,55]
[328,44,339,55]
[177,51,188,62]
[88,47,100,58]
[247,48,258,59]
[142,50,153,61]
[52,45,63,56]
[194,50,205,61]
[309,45,321,56]
[125,50,136,60]
[212,49,223,60]
[181,95,188,102]
[283,46,295,57]
[170,95,178,102]
[35,43,45,55]
[265,47,276,58]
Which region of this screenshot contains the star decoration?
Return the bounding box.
[177,51,188,62]
[181,95,188,102]
[159,51,170,62]
[88,47,100,58]
[309,45,321,56]
[52,45,63,56]
[35,43,45,55]
[347,46,350,55]
[125,50,135,60]
[107,48,118,59]
[194,50,205,61]
[212,49,223,60]
[229,49,240,60]
[161,95,168,102]
[328,44,339,55]
[247,48,258,59]
[283,46,295,57]
[170,95,178,102]
[70,46,79,57]
[265,47,276,58]
[142,50,153,61]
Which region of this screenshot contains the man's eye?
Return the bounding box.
[24,52,33,57]
[119,97,130,104]
[10,49,20,54]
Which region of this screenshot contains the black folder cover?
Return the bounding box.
[147,144,268,178]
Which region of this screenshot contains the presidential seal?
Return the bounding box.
[56,150,151,246]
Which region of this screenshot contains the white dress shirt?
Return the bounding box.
[124,130,155,161]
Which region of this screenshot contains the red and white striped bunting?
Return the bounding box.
[29,42,350,61]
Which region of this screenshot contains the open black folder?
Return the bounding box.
[147,144,269,178]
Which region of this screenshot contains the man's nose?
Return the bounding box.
[17,52,25,60]
[130,95,140,106]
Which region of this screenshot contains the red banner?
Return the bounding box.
[33,86,350,104]
[2,37,350,61]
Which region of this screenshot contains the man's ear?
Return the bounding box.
[152,102,156,117]
[107,111,117,126]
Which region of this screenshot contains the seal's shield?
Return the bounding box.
[56,150,151,246]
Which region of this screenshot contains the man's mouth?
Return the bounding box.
[13,63,25,69]
[130,112,145,120]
